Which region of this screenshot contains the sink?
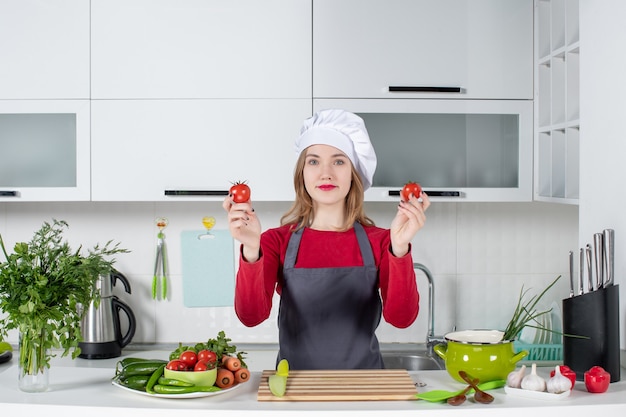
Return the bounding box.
[382,353,443,371]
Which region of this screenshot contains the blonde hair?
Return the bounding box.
[280,151,376,231]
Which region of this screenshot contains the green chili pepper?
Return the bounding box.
[145,364,166,394]
[152,384,222,394]
[157,376,194,387]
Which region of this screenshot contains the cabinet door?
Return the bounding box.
[0,100,90,201]
[91,99,311,201]
[91,0,312,99]
[0,0,89,99]
[313,0,533,100]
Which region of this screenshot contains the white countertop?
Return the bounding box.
[1,349,625,417]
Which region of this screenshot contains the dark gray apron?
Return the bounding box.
[277,222,383,369]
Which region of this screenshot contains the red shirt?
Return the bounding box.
[234,224,419,328]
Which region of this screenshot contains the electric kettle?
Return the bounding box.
[78,270,136,359]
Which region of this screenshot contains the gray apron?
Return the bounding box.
[277,222,383,369]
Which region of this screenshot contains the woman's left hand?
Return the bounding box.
[390,192,430,257]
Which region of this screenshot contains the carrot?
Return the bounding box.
[234,367,250,383]
[216,368,234,388]
[224,356,241,372]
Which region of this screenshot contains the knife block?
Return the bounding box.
[562,284,620,382]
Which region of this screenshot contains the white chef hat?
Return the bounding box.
[296,109,377,190]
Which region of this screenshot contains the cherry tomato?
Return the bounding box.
[178,350,198,368]
[166,359,188,371]
[401,181,422,201]
[230,181,251,203]
[194,361,209,372]
[197,349,217,365]
[550,365,576,389]
[584,366,610,393]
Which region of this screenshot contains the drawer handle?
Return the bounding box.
[0,190,19,197]
[164,190,229,197]
[388,86,462,93]
[388,190,462,197]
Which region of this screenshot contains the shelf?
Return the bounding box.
[534,0,580,205]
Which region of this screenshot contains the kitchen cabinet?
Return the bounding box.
[0,100,91,201]
[91,99,311,201]
[535,0,580,204]
[91,0,311,99]
[314,99,533,202]
[313,0,533,100]
[0,0,89,99]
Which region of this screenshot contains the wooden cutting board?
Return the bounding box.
[257,369,418,402]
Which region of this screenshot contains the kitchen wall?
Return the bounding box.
[0,200,577,346]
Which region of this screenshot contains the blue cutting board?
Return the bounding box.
[180,229,235,307]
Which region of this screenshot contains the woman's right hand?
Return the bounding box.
[222,196,262,262]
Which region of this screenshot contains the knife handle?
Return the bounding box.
[593,233,604,291]
[568,250,574,297]
[579,248,585,295]
[586,244,594,292]
[603,229,615,287]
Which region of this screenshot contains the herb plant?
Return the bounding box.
[502,275,561,341]
[0,219,128,377]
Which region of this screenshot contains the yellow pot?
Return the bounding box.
[433,330,528,383]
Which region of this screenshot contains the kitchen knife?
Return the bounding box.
[568,250,574,297]
[603,229,614,287]
[586,244,594,292]
[593,233,604,291]
[579,248,585,296]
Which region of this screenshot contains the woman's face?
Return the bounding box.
[303,144,353,206]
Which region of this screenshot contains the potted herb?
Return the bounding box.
[0,219,128,392]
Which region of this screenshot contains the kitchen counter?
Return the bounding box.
[1,349,625,417]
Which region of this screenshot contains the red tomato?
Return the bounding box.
[166,359,188,371]
[400,181,422,201]
[197,349,217,365]
[194,361,209,372]
[178,350,198,368]
[584,366,610,393]
[230,181,251,203]
[550,365,576,389]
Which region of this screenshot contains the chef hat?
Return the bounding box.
[296,109,377,190]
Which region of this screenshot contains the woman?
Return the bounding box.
[223,109,430,369]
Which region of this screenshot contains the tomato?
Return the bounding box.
[550,365,576,389]
[584,366,610,393]
[194,361,210,372]
[197,349,217,365]
[178,350,198,368]
[166,359,188,371]
[400,181,422,201]
[230,181,251,203]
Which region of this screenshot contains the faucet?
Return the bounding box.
[414,263,446,365]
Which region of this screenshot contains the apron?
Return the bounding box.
[277,222,383,369]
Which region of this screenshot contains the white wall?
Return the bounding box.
[580,1,626,349]
[0,200,577,347]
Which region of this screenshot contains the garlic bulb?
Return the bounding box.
[506,364,527,388]
[547,365,572,393]
[521,363,546,392]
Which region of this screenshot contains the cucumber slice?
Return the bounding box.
[268,375,287,397]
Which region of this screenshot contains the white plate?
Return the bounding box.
[504,385,570,400]
[111,379,242,399]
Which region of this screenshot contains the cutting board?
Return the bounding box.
[257,369,418,402]
[180,229,235,307]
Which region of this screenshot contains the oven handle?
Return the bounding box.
[388,86,462,93]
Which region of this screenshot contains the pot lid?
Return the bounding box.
[444,330,505,344]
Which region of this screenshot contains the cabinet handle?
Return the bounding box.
[0,191,19,197]
[388,190,462,197]
[164,190,229,197]
[388,86,462,93]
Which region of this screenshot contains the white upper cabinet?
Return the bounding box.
[91,0,312,99]
[313,0,533,100]
[0,0,89,99]
[91,99,311,202]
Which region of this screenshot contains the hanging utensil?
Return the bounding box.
[593,233,604,291]
[603,229,614,287]
[152,217,168,300]
[578,248,584,296]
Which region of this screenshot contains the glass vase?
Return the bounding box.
[18,328,49,392]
